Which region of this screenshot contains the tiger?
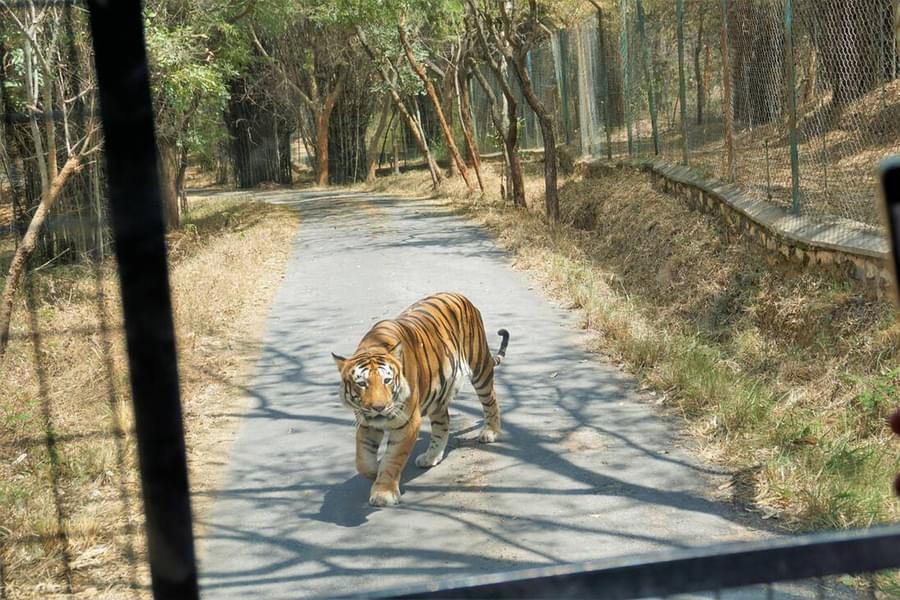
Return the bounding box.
[332,292,509,507]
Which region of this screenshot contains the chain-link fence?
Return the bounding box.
[471,0,900,233]
[0,1,108,264]
[1,2,147,596]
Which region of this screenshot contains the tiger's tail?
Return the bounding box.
[492,329,510,366]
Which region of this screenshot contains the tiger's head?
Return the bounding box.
[332,343,410,423]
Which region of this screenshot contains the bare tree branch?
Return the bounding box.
[250,26,315,109]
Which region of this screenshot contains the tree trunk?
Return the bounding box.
[720,2,736,182]
[0,154,81,360]
[315,112,330,186]
[398,26,473,192]
[40,56,58,184]
[511,53,559,221]
[314,74,345,186]
[366,99,393,183]
[442,69,458,178]
[216,142,229,185]
[357,30,442,188]
[802,51,818,105]
[456,68,484,193]
[505,133,526,208]
[375,109,396,173]
[703,45,712,123]
[500,70,525,209]
[470,63,524,207]
[176,147,189,216]
[392,121,401,175]
[23,37,49,194]
[537,117,559,221]
[694,12,705,125]
[384,85,441,187]
[404,97,443,188]
[158,142,180,230]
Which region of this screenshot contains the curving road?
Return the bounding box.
[197,190,825,599]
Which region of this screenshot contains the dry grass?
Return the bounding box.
[0,196,298,598]
[365,161,900,536]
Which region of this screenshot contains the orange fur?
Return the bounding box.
[333,293,508,506]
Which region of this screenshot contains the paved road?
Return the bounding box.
[197,190,821,598]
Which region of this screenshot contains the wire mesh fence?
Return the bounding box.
[470,0,900,234]
[3,1,900,598]
[1,1,149,596]
[0,1,109,263]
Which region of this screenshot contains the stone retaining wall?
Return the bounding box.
[579,158,893,295]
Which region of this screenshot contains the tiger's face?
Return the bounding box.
[332,344,409,424]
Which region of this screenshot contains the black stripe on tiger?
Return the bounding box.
[333,292,510,506]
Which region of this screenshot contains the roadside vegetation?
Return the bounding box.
[0,197,298,597]
[367,161,900,536]
[3,0,899,595]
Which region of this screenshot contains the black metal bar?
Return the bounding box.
[881,157,900,307]
[85,2,198,599]
[367,524,900,599]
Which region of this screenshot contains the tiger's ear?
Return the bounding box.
[332,353,347,371]
[388,342,403,361]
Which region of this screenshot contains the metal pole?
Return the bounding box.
[377,525,900,600]
[597,6,614,160]
[720,0,736,182]
[558,30,572,146]
[882,157,900,308]
[784,0,801,214]
[636,0,660,155]
[526,52,537,148]
[86,3,199,599]
[620,0,633,156]
[676,0,690,165]
[881,0,887,111]
[894,0,899,80]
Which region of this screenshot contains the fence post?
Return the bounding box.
[719,0,735,182]
[526,52,537,148]
[636,0,660,156]
[561,30,572,146]
[880,1,886,111]
[620,0,634,156]
[894,0,899,80]
[597,5,614,160]
[784,0,801,214]
[676,0,690,165]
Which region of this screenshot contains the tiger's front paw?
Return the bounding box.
[478,428,499,443]
[369,485,401,507]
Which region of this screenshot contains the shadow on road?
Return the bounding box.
[195,190,779,597]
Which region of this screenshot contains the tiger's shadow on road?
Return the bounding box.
[314,434,444,527]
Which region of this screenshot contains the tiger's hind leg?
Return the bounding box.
[415,406,450,468]
[471,363,501,443]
